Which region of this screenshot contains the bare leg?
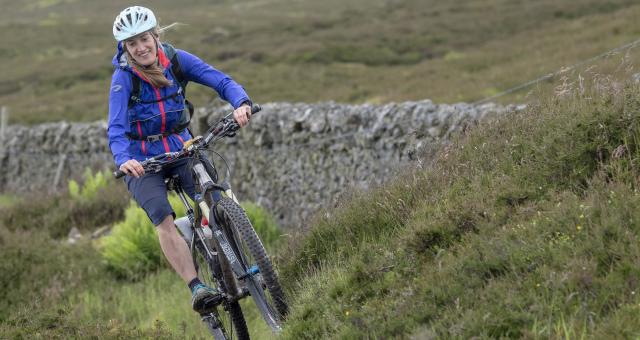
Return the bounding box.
[157,214,197,283]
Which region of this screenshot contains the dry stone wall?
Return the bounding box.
[0,100,514,229]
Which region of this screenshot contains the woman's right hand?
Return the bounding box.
[119,159,145,178]
[233,103,252,128]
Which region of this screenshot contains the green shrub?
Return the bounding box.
[99,197,279,280]
[99,195,187,280]
[68,168,108,201]
[241,201,282,249]
[68,180,80,199]
[0,175,128,238]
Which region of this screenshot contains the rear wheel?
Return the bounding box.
[194,237,249,340]
[216,197,289,329]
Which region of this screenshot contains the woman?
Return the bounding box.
[107,6,252,313]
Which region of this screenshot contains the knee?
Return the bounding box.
[156,215,175,234]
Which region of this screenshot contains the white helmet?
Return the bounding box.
[112,6,157,42]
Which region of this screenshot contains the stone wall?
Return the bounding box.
[0,100,513,229]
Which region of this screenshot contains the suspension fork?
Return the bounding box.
[191,157,247,278]
[197,191,250,280]
[208,200,270,311]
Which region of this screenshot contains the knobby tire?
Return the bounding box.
[209,215,249,340]
[195,240,249,340]
[217,197,289,321]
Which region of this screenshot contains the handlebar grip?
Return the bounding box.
[251,104,262,114]
[113,169,126,179]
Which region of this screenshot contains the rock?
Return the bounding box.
[92,225,112,239]
[0,100,511,231]
[67,227,82,245]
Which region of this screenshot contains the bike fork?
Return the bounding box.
[201,312,229,339]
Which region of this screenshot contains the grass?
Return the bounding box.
[3,65,640,339]
[0,228,106,324]
[70,269,276,339]
[72,270,215,338]
[6,0,640,338]
[0,175,129,239]
[277,72,640,337]
[0,194,19,208]
[0,169,286,338]
[3,0,640,124]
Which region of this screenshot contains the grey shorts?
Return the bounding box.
[124,158,196,226]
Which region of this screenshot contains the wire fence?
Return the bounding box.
[472,37,640,105]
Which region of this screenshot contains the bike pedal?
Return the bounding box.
[194,294,224,314]
[202,294,224,309]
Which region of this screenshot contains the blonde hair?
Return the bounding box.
[125,26,171,88]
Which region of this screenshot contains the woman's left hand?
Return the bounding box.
[233,103,252,128]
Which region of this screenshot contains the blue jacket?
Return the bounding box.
[107,42,251,167]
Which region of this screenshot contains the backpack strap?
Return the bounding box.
[128,74,142,109]
[127,43,188,108]
[163,43,193,133]
[169,50,187,93]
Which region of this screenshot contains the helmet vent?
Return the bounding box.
[113,6,157,41]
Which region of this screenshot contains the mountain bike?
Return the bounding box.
[114,104,288,339]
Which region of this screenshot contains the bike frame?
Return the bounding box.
[168,175,227,331]
[172,154,283,331]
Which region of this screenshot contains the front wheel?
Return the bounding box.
[216,197,289,328]
[194,239,249,340]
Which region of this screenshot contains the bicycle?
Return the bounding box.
[114,104,288,339]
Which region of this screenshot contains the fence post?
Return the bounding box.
[0,106,7,142]
[52,153,67,193]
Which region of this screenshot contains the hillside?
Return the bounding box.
[278,73,640,338]
[2,0,640,124]
[2,68,638,339]
[3,1,640,338]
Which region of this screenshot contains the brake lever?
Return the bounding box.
[143,159,167,173]
[225,125,238,137]
[225,119,241,136]
[204,104,260,144]
[215,118,239,138]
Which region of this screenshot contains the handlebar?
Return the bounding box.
[113,169,126,180]
[114,104,262,179]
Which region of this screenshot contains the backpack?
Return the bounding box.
[127,43,194,140]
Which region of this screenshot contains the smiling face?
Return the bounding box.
[124,31,157,67]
